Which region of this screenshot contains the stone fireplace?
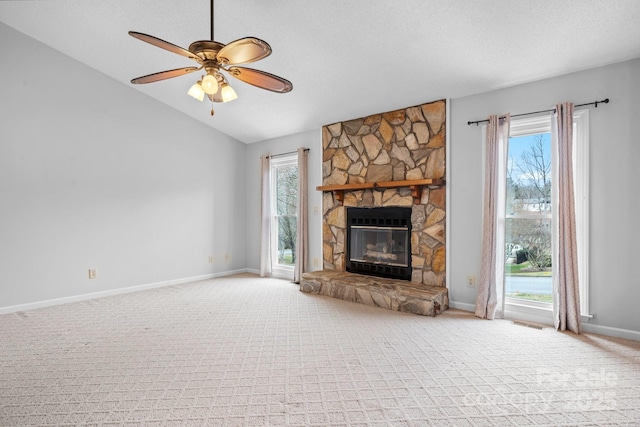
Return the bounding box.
[300,99,448,316]
[321,99,446,287]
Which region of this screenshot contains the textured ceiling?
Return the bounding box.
[1,0,639,143]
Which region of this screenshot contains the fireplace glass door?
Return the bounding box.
[350,226,409,267]
[346,207,412,280]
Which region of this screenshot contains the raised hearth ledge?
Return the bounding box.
[300,270,448,317]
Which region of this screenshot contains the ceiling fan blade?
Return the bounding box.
[217,37,272,65]
[129,31,202,62]
[227,67,292,93]
[131,67,200,84]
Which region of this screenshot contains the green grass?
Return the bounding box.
[506,292,553,303]
[505,261,551,277]
[506,262,528,274]
[278,254,294,265]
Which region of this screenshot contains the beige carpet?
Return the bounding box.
[1,274,639,426]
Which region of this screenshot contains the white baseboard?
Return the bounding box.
[448,301,475,312]
[450,300,555,328]
[581,323,640,342]
[0,269,252,315]
[452,299,555,326]
[219,268,257,277]
[450,300,639,342]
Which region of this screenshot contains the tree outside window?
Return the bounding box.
[272,158,298,268]
[505,132,553,303]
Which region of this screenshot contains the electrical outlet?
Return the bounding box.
[466,275,476,287]
[224,253,230,262]
[208,256,215,263]
[313,257,319,267]
[88,269,97,279]
[313,205,320,215]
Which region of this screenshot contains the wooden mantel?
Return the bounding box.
[317,178,445,205]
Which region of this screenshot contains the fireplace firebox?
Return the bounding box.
[346,207,412,281]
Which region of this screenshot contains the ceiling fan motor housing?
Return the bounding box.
[189,41,226,61]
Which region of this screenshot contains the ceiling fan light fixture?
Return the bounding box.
[201,73,219,95]
[188,81,205,101]
[220,83,238,102]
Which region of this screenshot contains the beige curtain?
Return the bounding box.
[475,114,510,320]
[551,102,581,333]
[259,155,272,277]
[294,148,309,283]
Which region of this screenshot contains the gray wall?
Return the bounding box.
[0,23,247,308]
[244,129,323,273]
[449,58,640,333]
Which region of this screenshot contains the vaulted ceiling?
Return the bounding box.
[2,0,639,143]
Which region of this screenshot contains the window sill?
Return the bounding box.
[504,299,553,326]
[271,266,294,281]
[505,298,552,311]
[504,299,594,325]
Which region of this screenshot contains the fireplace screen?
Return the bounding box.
[346,207,412,280]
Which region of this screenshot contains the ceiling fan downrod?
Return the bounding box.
[210,0,214,41]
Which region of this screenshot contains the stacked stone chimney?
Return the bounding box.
[321,99,447,287]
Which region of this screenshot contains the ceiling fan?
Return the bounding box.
[129,0,292,115]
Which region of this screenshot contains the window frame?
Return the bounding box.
[269,154,298,279]
[505,117,554,310]
[572,109,590,318]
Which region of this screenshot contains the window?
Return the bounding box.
[270,155,298,277]
[504,123,553,308]
[491,111,589,318]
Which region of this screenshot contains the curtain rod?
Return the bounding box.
[264,148,309,159]
[466,98,609,126]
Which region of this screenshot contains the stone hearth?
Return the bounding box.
[300,271,448,317]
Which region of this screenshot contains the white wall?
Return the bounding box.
[449,58,640,333]
[244,129,323,275]
[0,23,247,308]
